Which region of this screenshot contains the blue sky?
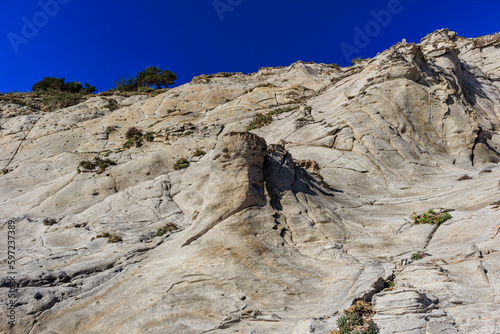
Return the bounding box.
[1,0,499,93]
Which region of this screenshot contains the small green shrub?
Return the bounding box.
[92,232,122,243]
[107,234,123,243]
[1,169,8,175]
[246,113,273,131]
[438,212,453,224]
[411,209,452,225]
[183,130,193,136]
[95,232,110,239]
[123,127,144,148]
[78,157,116,174]
[144,132,155,142]
[411,252,424,261]
[173,158,189,170]
[156,223,178,237]
[193,150,206,157]
[331,300,379,334]
[336,313,362,333]
[123,139,138,149]
[105,126,116,135]
[246,106,300,131]
[125,127,142,139]
[364,320,379,334]
[269,105,300,115]
[104,99,119,111]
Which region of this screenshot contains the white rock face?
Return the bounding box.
[1,29,499,333]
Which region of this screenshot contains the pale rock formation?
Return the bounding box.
[1,29,500,333]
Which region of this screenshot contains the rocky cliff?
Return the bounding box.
[1,29,500,333]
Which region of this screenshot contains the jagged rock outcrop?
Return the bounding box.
[1,29,500,333]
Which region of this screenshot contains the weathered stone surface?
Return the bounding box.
[1,30,500,333]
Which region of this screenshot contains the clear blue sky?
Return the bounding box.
[1,0,499,93]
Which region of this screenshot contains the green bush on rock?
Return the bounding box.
[193,150,206,157]
[92,232,123,243]
[246,105,301,132]
[411,209,452,225]
[78,157,116,174]
[331,301,379,334]
[156,223,178,237]
[123,127,155,149]
[173,158,189,170]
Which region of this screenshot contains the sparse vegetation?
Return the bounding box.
[98,89,115,96]
[123,129,154,147]
[331,301,379,334]
[144,132,155,142]
[458,174,473,181]
[411,252,424,261]
[78,157,116,174]
[125,138,142,148]
[41,92,86,111]
[1,169,8,175]
[351,57,364,65]
[270,105,301,115]
[193,150,206,157]
[125,127,142,139]
[138,86,155,93]
[183,130,193,136]
[105,126,116,135]
[156,223,178,237]
[246,105,301,131]
[150,88,169,97]
[94,232,110,239]
[92,232,122,243]
[387,280,395,288]
[411,209,452,225]
[123,127,145,149]
[173,158,189,170]
[104,98,119,111]
[246,113,273,131]
[108,234,123,243]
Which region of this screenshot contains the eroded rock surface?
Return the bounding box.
[1,29,500,333]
